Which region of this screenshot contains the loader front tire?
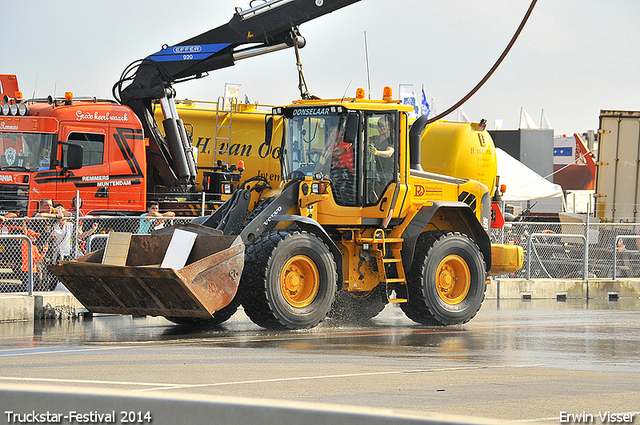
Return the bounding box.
[240,230,337,330]
[401,231,486,326]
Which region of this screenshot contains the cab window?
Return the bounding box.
[364,113,397,205]
[64,132,105,167]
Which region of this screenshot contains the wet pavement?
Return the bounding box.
[0,299,639,424]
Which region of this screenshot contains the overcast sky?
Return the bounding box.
[4,0,639,136]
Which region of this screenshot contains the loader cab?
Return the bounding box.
[279,105,398,210]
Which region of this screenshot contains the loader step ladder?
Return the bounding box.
[213,96,237,165]
[367,230,407,303]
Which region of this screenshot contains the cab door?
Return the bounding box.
[361,112,400,223]
[105,124,145,211]
[57,125,109,213]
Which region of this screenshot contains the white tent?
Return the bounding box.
[456,107,470,123]
[519,107,538,129]
[496,148,563,201]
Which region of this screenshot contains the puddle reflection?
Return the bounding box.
[1,300,639,371]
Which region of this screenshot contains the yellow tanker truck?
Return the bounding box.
[157,99,284,194]
[161,96,500,206]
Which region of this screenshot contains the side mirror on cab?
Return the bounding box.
[344,112,360,146]
[60,142,83,170]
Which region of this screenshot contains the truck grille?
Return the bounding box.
[0,184,28,215]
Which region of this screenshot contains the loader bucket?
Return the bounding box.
[49,224,244,319]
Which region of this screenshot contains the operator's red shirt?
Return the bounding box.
[332,140,354,173]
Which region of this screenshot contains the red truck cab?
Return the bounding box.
[0,75,147,216]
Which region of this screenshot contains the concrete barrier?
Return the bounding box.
[0,294,34,322]
[0,292,86,322]
[0,383,512,425]
[487,279,640,300]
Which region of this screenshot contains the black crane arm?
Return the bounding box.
[113,0,360,190]
[149,0,360,82]
[117,0,360,102]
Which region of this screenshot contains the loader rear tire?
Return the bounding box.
[328,284,388,324]
[400,231,486,326]
[240,230,337,330]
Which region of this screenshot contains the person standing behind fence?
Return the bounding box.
[49,204,72,264]
[69,196,97,256]
[69,196,85,218]
[138,202,175,234]
[0,212,17,223]
[31,198,66,249]
[33,198,69,219]
[20,229,48,291]
[30,198,68,289]
[0,212,17,235]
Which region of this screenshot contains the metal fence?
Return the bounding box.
[0,216,192,293]
[491,221,640,280]
[2,216,640,293]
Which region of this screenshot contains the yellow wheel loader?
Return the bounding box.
[188,94,522,329]
[51,92,522,329]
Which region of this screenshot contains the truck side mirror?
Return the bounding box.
[61,142,83,169]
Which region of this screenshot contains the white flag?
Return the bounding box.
[399,84,418,119]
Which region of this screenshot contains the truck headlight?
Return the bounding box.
[17,103,29,116]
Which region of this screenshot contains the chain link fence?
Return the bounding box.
[0,216,192,293]
[3,215,640,293]
[492,221,640,280]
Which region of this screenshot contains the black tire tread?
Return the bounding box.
[328,284,388,324]
[240,230,337,330]
[400,231,486,326]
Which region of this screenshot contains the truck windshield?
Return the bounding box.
[281,109,348,180]
[0,132,54,171]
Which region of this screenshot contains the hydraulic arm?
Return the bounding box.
[113,0,360,190]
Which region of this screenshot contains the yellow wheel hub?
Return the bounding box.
[281,255,319,308]
[436,255,471,305]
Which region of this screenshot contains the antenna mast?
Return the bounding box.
[31,74,39,102]
[364,31,371,99]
